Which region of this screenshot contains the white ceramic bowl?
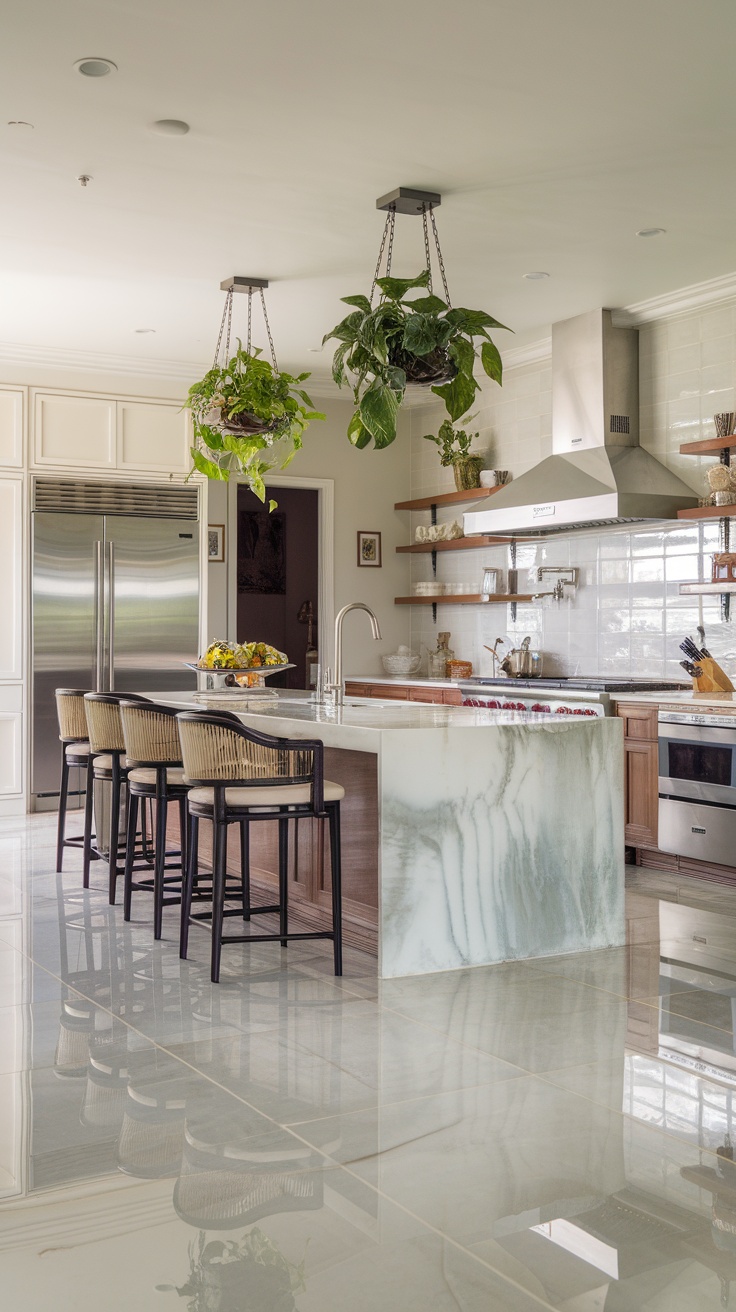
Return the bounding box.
[382,653,422,676]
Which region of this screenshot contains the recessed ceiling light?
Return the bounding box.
[636,227,666,238]
[307,346,323,353]
[74,57,117,78]
[7,120,33,129]
[523,271,550,280]
[134,328,156,334]
[150,119,190,136]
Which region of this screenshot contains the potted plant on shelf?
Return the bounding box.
[184,343,325,504]
[323,269,510,450]
[423,416,485,491]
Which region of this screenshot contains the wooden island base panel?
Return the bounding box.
[166,747,379,954]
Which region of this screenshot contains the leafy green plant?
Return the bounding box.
[323,269,510,449]
[162,1229,308,1312]
[423,417,482,466]
[185,343,325,504]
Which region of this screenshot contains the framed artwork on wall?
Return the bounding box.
[207,524,225,563]
[357,530,382,567]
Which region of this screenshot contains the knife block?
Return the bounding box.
[692,658,735,694]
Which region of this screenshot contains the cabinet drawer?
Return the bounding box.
[372,685,409,700]
[443,689,463,705]
[408,686,444,703]
[344,683,371,698]
[617,703,658,741]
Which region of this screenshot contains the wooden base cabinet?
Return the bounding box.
[617,704,659,849]
[345,681,462,705]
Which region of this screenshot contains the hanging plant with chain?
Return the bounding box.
[323,200,512,449]
[185,279,325,503]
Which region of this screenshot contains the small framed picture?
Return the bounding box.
[357,530,382,567]
[208,524,225,563]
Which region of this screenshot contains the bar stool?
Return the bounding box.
[55,688,96,874]
[177,710,345,982]
[119,699,190,940]
[83,692,151,904]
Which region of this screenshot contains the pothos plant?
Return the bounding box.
[185,343,325,505]
[323,268,510,449]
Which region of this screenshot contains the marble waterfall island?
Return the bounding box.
[158,693,625,978]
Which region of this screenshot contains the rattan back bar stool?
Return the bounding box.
[119,700,190,940]
[83,692,150,902]
[55,688,96,874]
[176,711,345,982]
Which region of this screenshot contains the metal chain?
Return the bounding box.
[212,287,233,369]
[370,206,396,303]
[430,205,452,307]
[247,290,252,356]
[260,287,278,371]
[421,204,433,293]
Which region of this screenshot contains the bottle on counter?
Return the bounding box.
[428,631,454,679]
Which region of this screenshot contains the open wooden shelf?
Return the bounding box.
[395,593,537,606]
[396,535,510,554]
[394,487,495,512]
[680,435,736,456]
[679,581,736,595]
[678,503,736,520]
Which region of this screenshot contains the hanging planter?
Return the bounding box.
[323,188,512,450]
[185,277,325,504]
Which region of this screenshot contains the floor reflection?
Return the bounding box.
[6,816,736,1306]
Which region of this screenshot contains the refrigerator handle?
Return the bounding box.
[108,541,115,691]
[94,540,104,692]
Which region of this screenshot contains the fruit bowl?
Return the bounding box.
[381,652,421,676]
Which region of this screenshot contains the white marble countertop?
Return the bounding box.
[155,689,611,753]
[610,690,736,711]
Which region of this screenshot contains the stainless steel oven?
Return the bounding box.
[658,711,736,866]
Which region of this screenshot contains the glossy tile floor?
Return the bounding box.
[3,818,736,1309]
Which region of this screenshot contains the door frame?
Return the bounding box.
[227,474,335,674]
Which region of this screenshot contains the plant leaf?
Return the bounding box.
[481,339,503,384]
[384,364,406,392]
[359,382,399,448]
[340,293,372,313]
[375,269,431,302]
[190,447,228,480]
[431,371,479,422]
[401,313,443,357]
[444,307,512,335]
[347,412,372,448]
[322,310,364,345]
[448,335,475,377]
[404,293,447,315]
[268,498,278,512]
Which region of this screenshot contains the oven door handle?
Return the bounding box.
[658,721,736,745]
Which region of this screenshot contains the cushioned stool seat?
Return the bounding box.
[187,780,345,809]
[65,739,91,759]
[93,753,133,774]
[128,766,187,787]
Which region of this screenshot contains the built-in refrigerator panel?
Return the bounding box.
[32,512,104,795]
[107,516,199,694]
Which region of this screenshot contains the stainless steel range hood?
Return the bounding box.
[464,308,699,537]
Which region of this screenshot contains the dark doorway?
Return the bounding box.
[236,484,319,689]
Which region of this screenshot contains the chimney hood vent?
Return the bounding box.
[464,309,699,538]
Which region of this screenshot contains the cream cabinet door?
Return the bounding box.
[0,481,22,681]
[117,401,191,473]
[0,714,22,796]
[34,393,116,468]
[0,389,24,468]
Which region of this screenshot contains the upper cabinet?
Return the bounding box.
[0,389,25,469]
[117,401,190,473]
[32,391,191,475]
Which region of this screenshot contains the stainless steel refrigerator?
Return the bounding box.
[32,479,201,799]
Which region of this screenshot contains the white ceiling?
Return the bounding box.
[2,0,736,386]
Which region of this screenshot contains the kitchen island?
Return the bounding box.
[158,691,625,978]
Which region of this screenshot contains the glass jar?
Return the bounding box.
[428,631,454,679]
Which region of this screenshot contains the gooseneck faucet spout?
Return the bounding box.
[326,603,382,706]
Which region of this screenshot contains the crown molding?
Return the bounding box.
[502,338,552,369]
[614,270,736,325]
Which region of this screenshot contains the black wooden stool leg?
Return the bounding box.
[240,820,250,921]
[153,775,168,940]
[56,745,69,873]
[178,794,187,874]
[328,803,343,976]
[278,817,289,949]
[82,757,95,889]
[123,792,139,922]
[179,812,198,960]
[210,814,228,983]
[108,756,122,905]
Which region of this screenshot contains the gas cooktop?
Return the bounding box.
[468,677,689,692]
